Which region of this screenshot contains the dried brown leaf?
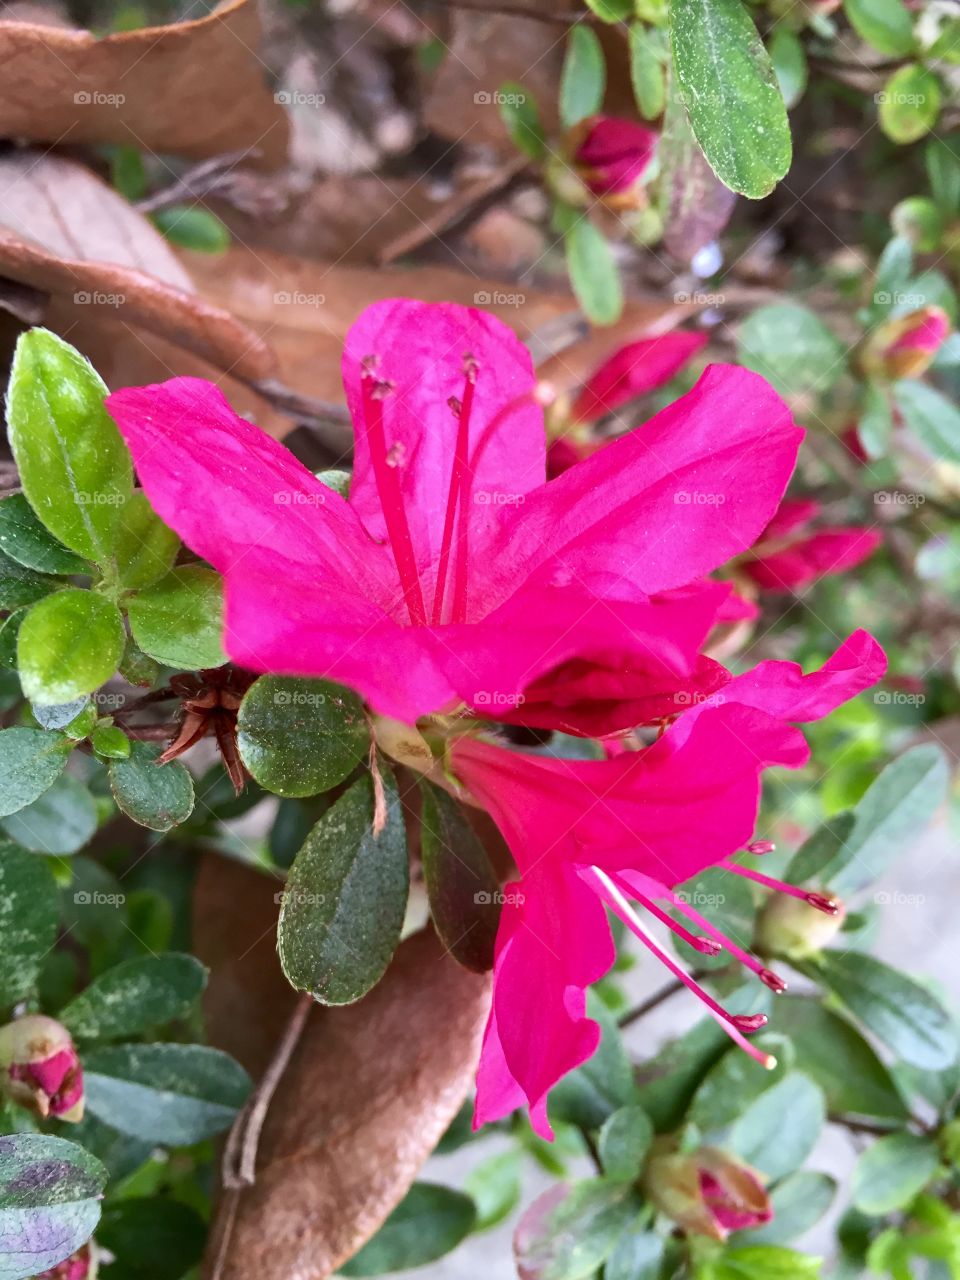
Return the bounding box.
[193,853,491,1280]
[0,0,288,166]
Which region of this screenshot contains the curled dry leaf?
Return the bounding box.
[0,151,277,388]
[0,0,288,166]
[192,853,491,1280]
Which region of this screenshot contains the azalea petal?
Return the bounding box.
[487,365,803,603]
[759,497,820,541]
[570,331,708,423]
[744,527,881,591]
[342,299,544,616]
[105,377,388,600]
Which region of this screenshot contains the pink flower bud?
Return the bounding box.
[572,115,658,202]
[0,1015,84,1122]
[755,890,847,960]
[35,1243,97,1280]
[645,1145,773,1240]
[861,306,951,380]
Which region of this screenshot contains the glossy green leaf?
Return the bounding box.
[740,1172,836,1245]
[0,494,87,575]
[278,769,408,1004]
[0,550,56,612]
[785,812,856,884]
[895,380,960,463]
[83,1042,251,1144]
[560,26,606,127]
[237,675,368,798]
[0,1134,107,1280]
[879,65,941,144]
[59,953,207,1041]
[769,28,807,109]
[858,382,894,459]
[598,1105,654,1181]
[0,728,72,818]
[816,951,957,1071]
[738,303,845,400]
[498,83,545,159]
[585,0,633,20]
[464,1151,523,1231]
[89,724,131,760]
[845,0,914,53]
[340,1183,477,1276]
[127,565,225,669]
[689,1034,794,1131]
[730,1073,826,1181]
[669,0,791,197]
[603,1232,664,1280]
[513,1180,641,1280]
[0,843,59,1009]
[420,783,500,973]
[0,772,97,854]
[152,205,231,253]
[629,23,666,119]
[6,329,132,564]
[709,1245,822,1278]
[108,742,195,832]
[95,1197,207,1280]
[113,492,180,589]
[892,196,945,252]
[0,609,26,670]
[927,137,960,215]
[565,218,623,326]
[852,1132,940,1214]
[17,589,124,705]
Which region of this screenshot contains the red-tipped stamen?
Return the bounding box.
[732,1013,769,1033]
[432,359,477,624]
[584,867,776,1070]
[666,891,788,993]
[361,363,426,626]
[747,840,776,855]
[721,860,839,914]
[633,892,723,956]
[760,968,788,994]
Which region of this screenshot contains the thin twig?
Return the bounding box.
[135,149,265,215]
[421,0,597,25]
[618,978,685,1028]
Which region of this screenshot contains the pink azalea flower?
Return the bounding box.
[573,115,659,198]
[106,300,802,725]
[861,305,951,381]
[0,1015,84,1122]
[548,330,708,476]
[739,498,881,592]
[452,630,885,1136]
[645,1145,773,1240]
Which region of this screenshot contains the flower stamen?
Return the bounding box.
[433,356,478,625]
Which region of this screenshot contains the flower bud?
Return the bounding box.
[860,306,951,381]
[571,116,658,206]
[755,891,846,960]
[0,1015,84,1122]
[644,1145,772,1240]
[35,1242,97,1280]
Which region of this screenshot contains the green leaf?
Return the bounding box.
[0,1134,107,1280]
[83,1043,251,1144]
[858,382,894,459]
[108,742,195,832]
[95,1197,207,1280]
[6,329,132,564]
[0,843,59,1009]
[0,773,97,854]
[498,83,545,159]
[89,724,131,760]
[603,1232,664,1280]
[59,953,207,1041]
[815,951,957,1071]
[0,550,56,611]
[236,675,368,798]
[32,699,89,733]
[464,1152,523,1231]
[113,493,180,589]
[151,205,231,253]
[0,728,71,818]
[895,380,960,463]
[730,1073,825,1181]
[0,494,87,575]
[127,565,225,669]
[17,589,124,705]
[278,769,408,1004]
[774,997,908,1120]
[830,745,949,893]
[737,303,845,400]
[629,23,666,119]
[560,26,606,127]
[669,0,791,197]
[852,1132,940,1214]
[845,0,913,52]
[879,65,942,144]
[927,136,960,215]
[739,1172,836,1245]
[340,1183,477,1275]
[769,28,807,109]
[785,813,856,885]
[891,196,945,252]
[513,1180,641,1280]
[689,1034,794,1132]
[598,1105,654,1180]
[550,997,638,1129]
[420,783,500,973]
[671,867,756,971]
[709,1245,822,1279]
[565,218,623,326]
[0,609,26,670]
[585,0,633,20]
